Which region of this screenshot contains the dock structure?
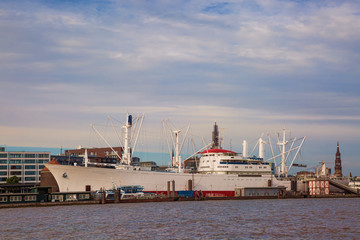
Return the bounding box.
[301,178,360,196]
[328,179,359,195]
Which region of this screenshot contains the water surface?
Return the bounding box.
[0,198,359,239]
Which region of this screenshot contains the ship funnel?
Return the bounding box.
[259,137,265,159]
[128,115,132,126]
[243,140,248,158]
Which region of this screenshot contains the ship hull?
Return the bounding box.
[45,164,290,196]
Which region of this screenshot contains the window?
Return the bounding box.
[9,160,21,164]
[25,154,35,158]
[25,177,36,181]
[0,154,7,158]
[52,195,63,202]
[10,154,22,158]
[0,196,8,202]
[25,195,37,201]
[66,194,77,201]
[0,166,7,169]
[24,160,36,163]
[0,171,7,176]
[25,165,36,169]
[38,154,49,158]
[10,165,22,170]
[79,194,90,200]
[10,196,22,202]
[39,165,45,169]
[37,160,44,163]
[0,160,7,163]
[10,171,22,175]
[25,171,36,175]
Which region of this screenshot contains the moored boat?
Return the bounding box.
[45,114,301,197]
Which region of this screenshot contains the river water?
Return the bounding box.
[0,198,359,239]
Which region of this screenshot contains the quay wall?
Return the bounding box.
[1,194,359,209]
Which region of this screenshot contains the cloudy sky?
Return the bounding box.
[1,0,359,175]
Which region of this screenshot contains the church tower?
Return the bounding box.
[211,122,220,149]
[334,141,342,177]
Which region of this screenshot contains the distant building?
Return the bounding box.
[40,159,60,192]
[184,158,199,172]
[0,147,50,184]
[334,141,343,177]
[211,122,220,149]
[296,171,315,179]
[138,161,158,171]
[65,147,123,159]
[50,155,84,166]
[59,146,123,166]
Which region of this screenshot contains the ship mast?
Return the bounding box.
[279,129,288,176]
[122,113,132,165]
[163,120,190,171]
[259,137,266,159]
[268,128,306,177]
[91,113,144,166]
[174,130,181,173]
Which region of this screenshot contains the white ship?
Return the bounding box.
[46,114,305,196]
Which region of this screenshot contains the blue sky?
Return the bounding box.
[0,0,359,175]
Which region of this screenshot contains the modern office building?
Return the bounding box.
[0,147,50,184]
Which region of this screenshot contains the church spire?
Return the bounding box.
[211,121,220,149]
[334,140,342,178]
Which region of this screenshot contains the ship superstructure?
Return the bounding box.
[198,149,272,175]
